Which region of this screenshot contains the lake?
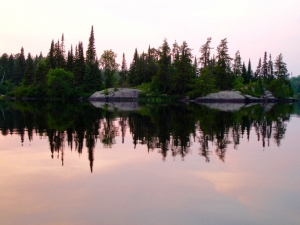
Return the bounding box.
[0,101,299,225]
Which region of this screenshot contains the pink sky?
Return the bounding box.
[1,0,299,75]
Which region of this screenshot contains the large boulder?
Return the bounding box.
[89,88,141,101]
[195,91,245,102]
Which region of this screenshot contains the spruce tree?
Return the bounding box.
[215,38,233,90]
[193,56,198,77]
[156,39,171,93]
[48,40,56,69]
[74,42,85,86]
[267,54,274,80]
[13,47,26,85]
[274,53,289,79]
[86,26,96,64]
[34,59,48,86]
[171,41,194,94]
[254,58,261,80]
[199,37,212,69]
[128,48,139,86]
[232,50,242,77]
[247,59,253,81]
[261,51,268,79]
[0,54,9,76]
[146,47,158,83]
[119,53,128,85]
[54,39,65,68]
[8,54,14,81]
[23,53,34,86]
[66,45,74,72]
[241,62,248,84]
[60,34,66,62]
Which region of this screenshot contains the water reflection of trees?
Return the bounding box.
[0,101,295,170]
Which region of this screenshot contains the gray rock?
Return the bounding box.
[89,88,141,100]
[195,91,245,102]
[244,94,259,100]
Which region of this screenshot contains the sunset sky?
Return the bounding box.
[1,0,299,75]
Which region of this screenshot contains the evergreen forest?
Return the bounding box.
[0,26,297,100]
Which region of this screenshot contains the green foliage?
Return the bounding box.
[187,67,217,98]
[268,78,294,99]
[46,68,75,99]
[233,76,244,90]
[0,84,8,95]
[290,75,300,95]
[23,53,34,86]
[170,41,194,95]
[238,81,264,97]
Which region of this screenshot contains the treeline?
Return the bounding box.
[0,26,294,99]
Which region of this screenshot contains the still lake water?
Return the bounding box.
[0,101,299,225]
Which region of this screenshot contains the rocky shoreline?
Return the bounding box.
[1,89,297,103]
[192,90,297,103]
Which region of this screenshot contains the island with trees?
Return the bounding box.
[0,26,298,102]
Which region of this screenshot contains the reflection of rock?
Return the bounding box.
[89,101,140,111]
[197,102,279,112]
[196,102,245,112]
[89,88,141,101]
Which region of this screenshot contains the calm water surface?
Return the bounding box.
[0,101,299,225]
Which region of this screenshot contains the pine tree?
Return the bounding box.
[193,56,198,76]
[232,50,242,77]
[128,48,139,86]
[274,53,289,79]
[241,62,249,84]
[119,53,128,85]
[23,53,34,86]
[66,45,74,72]
[8,54,14,80]
[84,59,101,92]
[156,39,171,93]
[267,54,274,80]
[145,46,157,83]
[171,41,194,94]
[215,38,233,90]
[0,53,9,75]
[48,40,56,69]
[247,59,253,81]
[34,59,48,86]
[54,39,65,68]
[60,34,65,62]
[254,58,261,80]
[74,42,85,86]
[14,47,26,84]
[261,52,268,79]
[199,37,212,69]
[86,26,96,64]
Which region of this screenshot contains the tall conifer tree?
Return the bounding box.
[199,37,212,69]
[267,54,274,80]
[261,52,268,79]
[23,53,34,86]
[14,47,26,84]
[119,53,128,85]
[48,40,56,69]
[156,39,171,93]
[86,26,96,64]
